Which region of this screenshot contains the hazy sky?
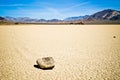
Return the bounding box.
[0,0,120,19]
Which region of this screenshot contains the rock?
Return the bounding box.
[36,57,55,69]
[113,36,116,38]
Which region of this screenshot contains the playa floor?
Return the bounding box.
[0,25,120,80]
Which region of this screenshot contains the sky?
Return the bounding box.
[0,0,120,19]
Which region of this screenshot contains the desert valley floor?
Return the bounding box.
[0,25,120,80]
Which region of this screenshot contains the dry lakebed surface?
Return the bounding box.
[0,25,120,80]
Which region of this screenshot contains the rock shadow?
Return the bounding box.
[34,64,54,70]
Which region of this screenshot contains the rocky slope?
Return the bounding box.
[88,9,120,20]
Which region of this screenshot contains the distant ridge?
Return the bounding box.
[0,16,15,24]
[4,16,62,23]
[64,9,120,24]
[0,16,5,20]
[64,15,89,21]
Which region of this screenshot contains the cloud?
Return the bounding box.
[61,2,89,11]
[0,3,46,7]
[39,1,89,18]
[0,4,25,7]
[47,7,66,18]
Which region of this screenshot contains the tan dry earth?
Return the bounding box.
[0,25,120,80]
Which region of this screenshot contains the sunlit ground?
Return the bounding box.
[0,25,120,80]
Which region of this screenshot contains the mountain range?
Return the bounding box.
[4,16,62,23]
[88,9,120,20]
[0,9,120,24]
